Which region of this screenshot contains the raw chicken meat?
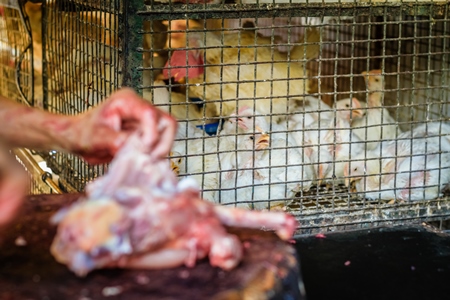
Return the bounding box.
[51,133,297,277]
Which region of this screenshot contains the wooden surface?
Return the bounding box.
[0,194,304,300]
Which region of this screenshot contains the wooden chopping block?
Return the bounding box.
[0,194,305,300]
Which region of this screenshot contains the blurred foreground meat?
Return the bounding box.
[50,133,297,277]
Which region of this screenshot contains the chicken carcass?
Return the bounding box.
[51,133,297,277]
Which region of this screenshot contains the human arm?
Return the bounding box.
[0,88,177,227]
[0,88,177,164]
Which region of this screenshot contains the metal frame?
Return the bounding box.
[140,2,449,19]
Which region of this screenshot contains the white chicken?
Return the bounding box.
[217,130,270,208]
[343,149,397,200]
[220,106,272,135]
[286,96,333,148]
[217,118,315,209]
[334,97,366,123]
[169,120,207,175]
[220,105,292,142]
[219,105,313,173]
[171,132,221,202]
[304,116,364,185]
[344,123,450,201]
[290,96,333,125]
[352,70,399,150]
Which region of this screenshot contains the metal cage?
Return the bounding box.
[0,1,60,195]
[38,0,122,192]
[0,2,32,104]
[22,0,450,234]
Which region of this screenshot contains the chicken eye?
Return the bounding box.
[247,116,252,119]
[345,104,350,107]
[249,136,254,140]
[374,78,380,82]
[353,167,358,172]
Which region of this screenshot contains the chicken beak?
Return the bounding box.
[343,168,355,187]
[317,164,333,186]
[317,164,324,186]
[171,163,180,175]
[343,164,353,188]
[344,176,361,188]
[256,133,270,150]
[237,118,248,130]
[255,126,264,132]
[169,152,180,175]
[351,109,364,118]
[349,98,364,119]
[344,177,351,187]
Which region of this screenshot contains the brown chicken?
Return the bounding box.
[51,133,297,277]
[166,29,320,119]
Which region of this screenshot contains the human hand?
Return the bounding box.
[0,145,28,228]
[66,88,177,164]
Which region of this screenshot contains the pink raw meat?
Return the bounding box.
[50,132,297,276]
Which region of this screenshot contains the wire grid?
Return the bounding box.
[0,6,32,104]
[38,0,122,192]
[0,4,52,195]
[35,1,450,234]
[141,4,450,234]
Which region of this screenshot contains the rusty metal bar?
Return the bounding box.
[139,3,449,20]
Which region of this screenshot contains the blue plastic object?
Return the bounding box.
[196,122,220,136]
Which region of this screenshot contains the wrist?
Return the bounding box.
[42,113,78,152]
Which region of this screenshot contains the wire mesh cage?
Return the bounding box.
[0,2,60,194]
[38,0,123,192]
[29,0,450,234]
[0,2,33,104]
